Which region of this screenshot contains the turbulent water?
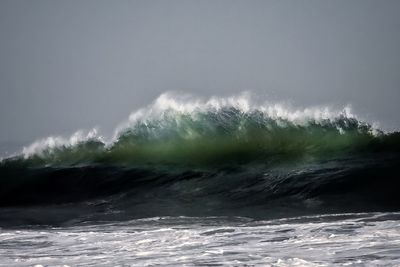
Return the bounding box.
[1,213,400,266]
[1,93,399,266]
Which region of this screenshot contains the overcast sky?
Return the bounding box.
[1,0,400,143]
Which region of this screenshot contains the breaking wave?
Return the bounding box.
[0,93,399,225]
[2,92,398,167]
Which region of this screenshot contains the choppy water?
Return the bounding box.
[1,213,399,266]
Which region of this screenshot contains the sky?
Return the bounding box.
[1,0,400,144]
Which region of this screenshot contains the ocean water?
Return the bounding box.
[1,213,400,266]
[1,93,399,266]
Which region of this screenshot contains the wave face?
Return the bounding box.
[0,93,399,226]
[4,93,398,167]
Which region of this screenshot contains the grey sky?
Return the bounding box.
[1,0,400,143]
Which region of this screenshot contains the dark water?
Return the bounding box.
[1,152,400,227]
[1,100,400,265]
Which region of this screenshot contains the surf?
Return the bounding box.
[2,92,398,168]
[0,93,399,226]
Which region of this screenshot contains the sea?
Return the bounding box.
[1,93,399,266]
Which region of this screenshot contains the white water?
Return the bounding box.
[1,212,399,266]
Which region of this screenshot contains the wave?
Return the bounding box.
[2,92,398,167]
[0,93,399,225]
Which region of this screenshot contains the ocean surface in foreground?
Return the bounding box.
[1,213,400,266]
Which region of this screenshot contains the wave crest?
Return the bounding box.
[3,93,397,167]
